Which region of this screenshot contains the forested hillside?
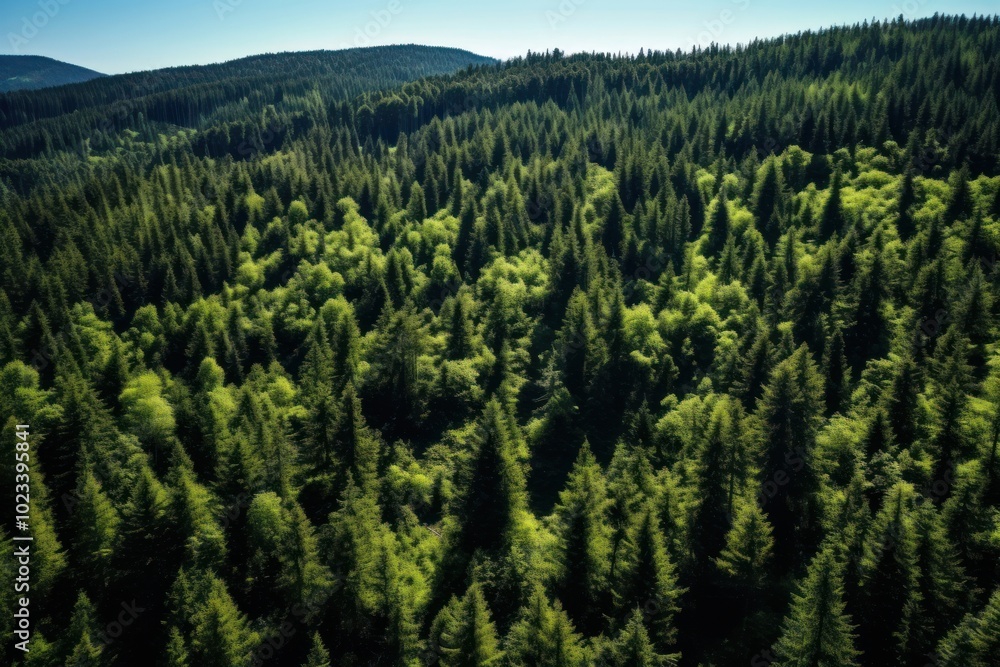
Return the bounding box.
[0,45,494,168]
[2,15,1000,667]
[0,55,104,93]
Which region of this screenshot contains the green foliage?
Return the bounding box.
[3,17,1000,667]
[435,584,503,667]
[503,585,588,667]
[773,546,860,667]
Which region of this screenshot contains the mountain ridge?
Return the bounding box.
[0,54,104,92]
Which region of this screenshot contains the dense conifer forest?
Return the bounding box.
[2,17,1000,666]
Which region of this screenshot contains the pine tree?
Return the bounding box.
[846,246,891,372]
[935,589,1000,667]
[773,546,860,667]
[325,481,385,637]
[752,158,784,246]
[63,592,103,666]
[557,288,598,401]
[115,465,173,613]
[942,461,994,585]
[552,442,611,633]
[944,165,973,222]
[408,181,428,221]
[304,632,331,667]
[755,345,824,566]
[907,501,966,663]
[715,498,774,592]
[857,483,921,666]
[504,586,588,667]
[448,295,475,360]
[706,191,731,257]
[818,171,846,240]
[929,327,972,483]
[450,400,527,557]
[603,608,677,667]
[603,193,628,259]
[822,326,849,415]
[882,354,921,449]
[189,575,259,667]
[438,584,502,667]
[897,171,916,241]
[334,382,379,491]
[614,504,683,650]
[70,467,119,589]
[689,398,749,570]
[166,627,190,667]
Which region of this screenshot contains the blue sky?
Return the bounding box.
[2,0,996,74]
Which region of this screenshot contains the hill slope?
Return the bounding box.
[0,55,103,92]
[0,45,494,137]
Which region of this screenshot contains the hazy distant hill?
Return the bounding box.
[0,55,104,92]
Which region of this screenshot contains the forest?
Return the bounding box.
[1,15,1000,666]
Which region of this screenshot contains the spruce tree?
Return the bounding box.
[818,171,846,240]
[706,191,731,257]
[755,345,824,566]
[189,575,259,667]
[552,442,611,633]
[715,498,774,592]
[450,400,527,557]
[504,586,588,667]
[773,546,860,667]
[438,584,502,667]
[857,483,921,665]
[603,608,677,667]
[304,632,332,667]
[935,589,1000,667]
[614,504,683,650]
[165,626,190,667]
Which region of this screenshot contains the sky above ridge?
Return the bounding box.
[2,0,995,74]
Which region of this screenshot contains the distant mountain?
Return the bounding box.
[0,46,495,135]
[0,55,104,92]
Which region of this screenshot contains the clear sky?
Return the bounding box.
[2,0,996,74]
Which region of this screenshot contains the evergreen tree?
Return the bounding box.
[69,467,119,589]
[614,504,683,650]
[897,171,916,241]
[504,586,588,667]
[755,345,824,566]
[63,592,103,666]
[715,498,774,592]
[706,191,731,257]
[304,632,331,667]
[552,442,611,633]
[818,171,846,240]
[450,400,527,558]
[189,575,259,667]
[857,483,921,665]
[773,546,860,667]
[935,589,1000,667]
[603,608,677,667]
[166,627,190,667]
[437,584,502,667]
